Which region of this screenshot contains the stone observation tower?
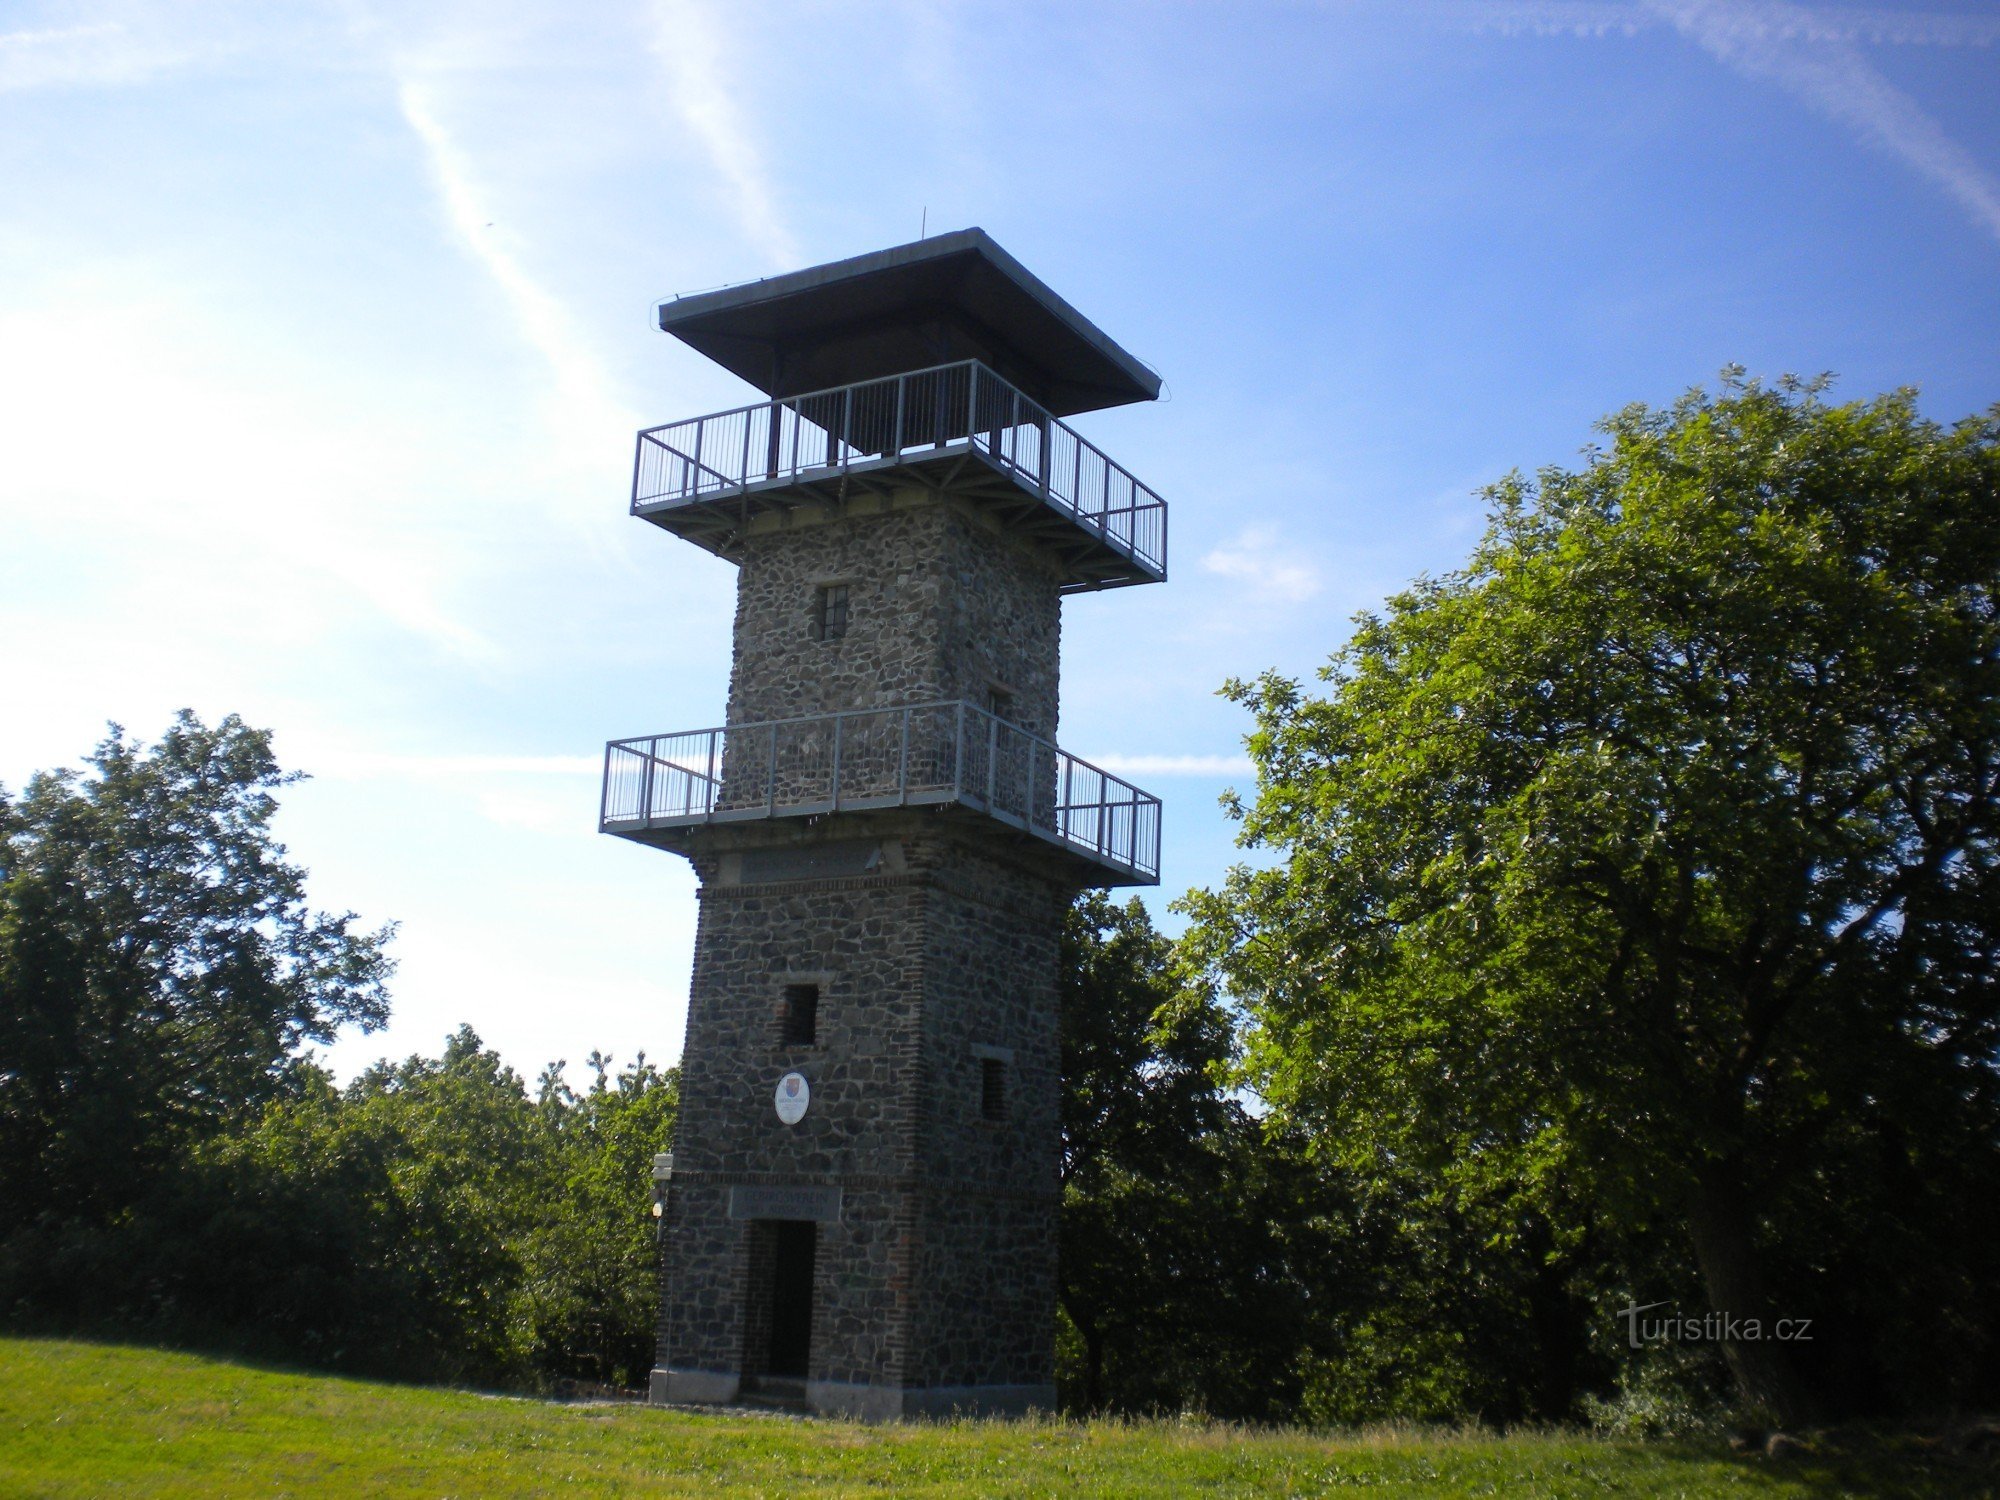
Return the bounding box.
[599,230,1167,1419]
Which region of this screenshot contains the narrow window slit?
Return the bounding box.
[980,1057,1007,1121]
[782,984,819,1046]
[815,584,850,640]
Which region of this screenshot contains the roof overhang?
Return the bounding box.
[656,228,1160,418]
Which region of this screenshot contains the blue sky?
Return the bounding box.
[3,0,1996,1082]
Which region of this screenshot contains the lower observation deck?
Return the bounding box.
[600,700,1160,886]
[631,361,1166,593]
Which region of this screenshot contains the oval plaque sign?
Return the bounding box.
[774,1071,810,1126]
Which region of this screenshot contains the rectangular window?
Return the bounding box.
[815,584,849,641]
[985,686,1014,721]
[782,983,819,1046]
[980,1057,1007,1122]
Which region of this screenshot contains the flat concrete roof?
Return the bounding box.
[656,229,1161,418]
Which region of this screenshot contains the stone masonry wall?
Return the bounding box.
[907,840,1065,1390]
[671,853,927,1184]
[662,834,926,1390]
[659,821,1071,1402]
[661,476,1078,1412]
[727,495,1062,739]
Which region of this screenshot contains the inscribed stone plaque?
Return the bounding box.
[740,840,881,884]
[728,1185,843,1222]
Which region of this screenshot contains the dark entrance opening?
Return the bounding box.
[744,1219,816,1386]
[767,1220,816,1376]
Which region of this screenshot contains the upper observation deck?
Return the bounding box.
[635,229,1168,592]
[630,360,1166,592]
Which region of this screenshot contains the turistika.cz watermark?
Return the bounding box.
[1616,1301,1813,1350]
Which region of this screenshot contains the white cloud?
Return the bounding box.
[1096,753,1256,778]
[1646,0,2000,245]
[646,0,802,268]
[1352,1,2000,248]
[0,284,499,665]
[1669,6,2000,46]
[0,21,186,91]
[1200,524,1322,604]
[396,79,639,467]
[309,749,602,780]
[473,784,600,837]
[286,745,603,839]
[1392,2,2000,46]
[315,902,696,1079]
[1399,1,1653,37]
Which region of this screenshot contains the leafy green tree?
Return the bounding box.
[95,1027,544,1384]
[0,715,680,1392]
[1289,1182,1617,1428]
[1060,894,1364,1420]
[1183,376,2000,1425]
[524,1050,679,1387]
[0,712,393,1222]
[1058,894,1608,1423]
[93,1030,676,1389]
[1058,893,1232,1410]
[1061,895,1233,1198]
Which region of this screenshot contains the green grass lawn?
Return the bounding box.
[0,1337,1985,1498]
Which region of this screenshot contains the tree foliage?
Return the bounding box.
[1057,892,1254,1412]
[1058,895,1610,1425]
[1182,375,2000,1423]
[0,712,393,1220]
[0,716,676,1392]
[524,1048,680,1387]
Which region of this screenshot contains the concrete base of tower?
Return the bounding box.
[650,1366,740,1406]
[806,1380,1058,1421]
[651,1367,1056,1421]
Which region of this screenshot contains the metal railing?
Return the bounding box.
[632,361,1167,580]
[600,700,1161,882]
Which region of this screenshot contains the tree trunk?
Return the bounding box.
[1686,1160,1825,1428]
[1061,1292,1108,1412]
[1085,1324,1106,1413]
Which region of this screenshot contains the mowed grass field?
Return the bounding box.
[0,1338,1986,1498]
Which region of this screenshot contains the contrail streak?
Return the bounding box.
[1647,0,2000,245]
[648,0,802,270]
